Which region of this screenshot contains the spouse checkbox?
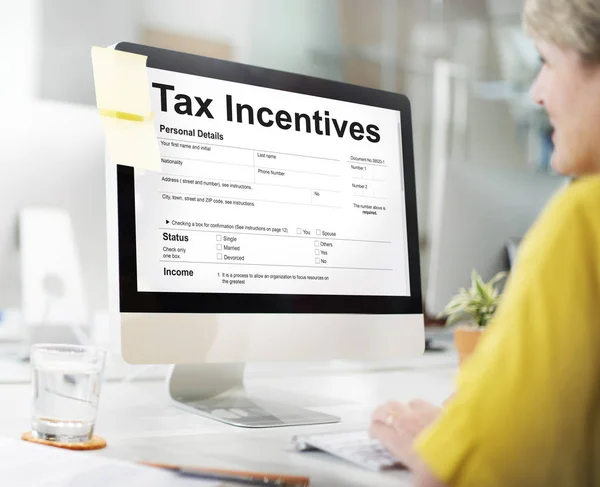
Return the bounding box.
[314,240,319,247]
[216,244,222,250]
[216,235,222,241]
[316,229,321,235]
[297,228,302,234]
[217,253,222,260]
[315,257,320,264]
[315,249,320,255]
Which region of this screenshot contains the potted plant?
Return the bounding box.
[439,270,506,365]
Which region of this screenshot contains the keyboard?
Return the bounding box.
[292,430,404,472]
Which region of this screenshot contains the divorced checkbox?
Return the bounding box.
[216,235,222,241]
[314,240,319,247]
[315,249,320,255]
[216,244,222,250]
[315,257,320,264]
[316,229,321,235]
[217,253,222,260]
[297,228,302,235]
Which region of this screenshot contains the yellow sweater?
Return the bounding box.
[415,175,600,486]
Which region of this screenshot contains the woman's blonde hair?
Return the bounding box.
[523,0,600,61]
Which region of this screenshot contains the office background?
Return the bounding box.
[1,0,548,321]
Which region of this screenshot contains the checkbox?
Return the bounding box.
[314,240,319,247]
[216,244,222,250]
[297,228,302,235]
[216,235,222,241]
[315,249,320,255]
[217,253,222,260]
[316,229,321,235]
[315,257,320,264]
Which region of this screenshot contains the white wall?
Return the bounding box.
[38,0,141,105]
[0,0,40,99]
[143,0,342,79]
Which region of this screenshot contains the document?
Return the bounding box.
[0,438,219,486]
[134,68,410,296]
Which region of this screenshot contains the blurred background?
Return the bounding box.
[0,0,560,341]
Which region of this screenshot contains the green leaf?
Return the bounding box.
[440,269,506,328]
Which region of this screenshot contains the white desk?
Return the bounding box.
[0,340,457,487]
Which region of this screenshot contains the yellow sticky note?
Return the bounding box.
[100,116,161,172]
[91,46,161,172]
[91,46,151,116]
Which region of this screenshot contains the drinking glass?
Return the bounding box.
[30,344,106,443]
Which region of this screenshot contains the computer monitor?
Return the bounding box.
[0,100,107,326]
[106,43,424,427]
[425,159,566,318]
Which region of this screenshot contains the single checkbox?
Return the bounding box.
[216,244,222,250]
[314,241,319,247]
[216,235,222,241]
[315,249,320,255]
[315,257,320,264]
[316,229,321,235]
[297,228,302,234]
[217,253,222,260]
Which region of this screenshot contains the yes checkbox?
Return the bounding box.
[216,235,222,241]
[216,244,222,250]
[315,249,320,255]
[217,253,222,260]
[315,257,320,264]
[314,241,319,247]
[316,229,321,235]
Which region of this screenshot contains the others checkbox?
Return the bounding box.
[216,235,222,241]
[315,249,320,255]
[217,253,222,260]
[216,244,222,250]
[315,257,320,264]
[314,240,319,247]
[316,229,321,235]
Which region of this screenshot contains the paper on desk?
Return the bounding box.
[91,46,161,172]
[0,438,220,487]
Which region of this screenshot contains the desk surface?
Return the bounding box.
[0,338,457,487]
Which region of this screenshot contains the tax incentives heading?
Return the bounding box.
[152,83,381,144]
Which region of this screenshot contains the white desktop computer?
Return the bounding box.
[0,100,108,345]
[105,43,424,427]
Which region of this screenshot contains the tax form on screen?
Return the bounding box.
[134,68,410,297]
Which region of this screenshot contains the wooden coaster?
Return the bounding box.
[21,432,107,450]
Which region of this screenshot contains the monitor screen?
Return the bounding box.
[114,43,421,315]
[134,69,409,298]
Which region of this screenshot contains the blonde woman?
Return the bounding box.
[369,1,600,485]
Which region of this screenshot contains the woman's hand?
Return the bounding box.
[369,399,442,471]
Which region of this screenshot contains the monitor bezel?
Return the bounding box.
[114,42,422,315]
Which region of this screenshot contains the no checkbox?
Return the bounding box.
[315,257,320,264]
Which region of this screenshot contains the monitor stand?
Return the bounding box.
[168,363,341,428]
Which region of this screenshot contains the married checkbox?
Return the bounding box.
[216,244,222,250]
